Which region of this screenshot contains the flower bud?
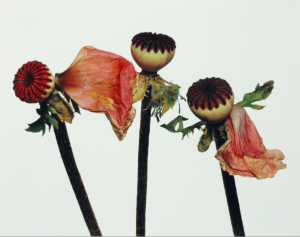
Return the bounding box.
[13,61,55,103]
[131,32,176,73]
[187,77,234,124]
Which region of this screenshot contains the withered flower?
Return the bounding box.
[55,46,138,140]
[131,32,176,74]
[216,105,286,179]
[187,77,234,124]
[13,61,55,103]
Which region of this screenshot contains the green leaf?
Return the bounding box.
[25,117,46,135]
[236,80,274,109]
[46,114,59,129]
[161,115,206,139]
[198,125,213,152]
[161,115,189,133]
[48,106,57,114]
[148,76,185,122]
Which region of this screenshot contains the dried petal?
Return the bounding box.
[55,46,137,140]
[130,73,148,103]
[215,105,286,179]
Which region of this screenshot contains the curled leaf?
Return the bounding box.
[161,115,206,139]
[236,80,274,109]
[198,126,213,152]
[25,117,46,135]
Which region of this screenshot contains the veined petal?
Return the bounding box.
[55,46,137,140]
[215,105,286,179]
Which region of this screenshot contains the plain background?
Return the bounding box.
[0,0,299,236]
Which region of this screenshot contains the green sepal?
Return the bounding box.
[45,114,59,129]
[48,91,74,123]
[216,124,227,140]
[236,80,274,109]
[25,117,46,135]
[198,125,213,152]
[161,115,206,139]
[48,106,57,114]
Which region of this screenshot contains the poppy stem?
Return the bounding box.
[54,120,102,236]
[214,128,245,236]
[136,87,152,236]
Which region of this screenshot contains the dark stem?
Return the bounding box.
[136,87,152,236]
[214,128,245,236]
[54,120,102,236]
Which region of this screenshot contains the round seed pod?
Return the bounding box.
[131,32,176,73]
[187,77,234,124]
[13,61,55,103]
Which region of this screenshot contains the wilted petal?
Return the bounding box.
[215,105,286,179]
[130,73,149,103]
[55,46,137,140]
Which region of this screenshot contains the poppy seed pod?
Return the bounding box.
[13,61,55,103]
[187,77,234,124]
[131,32,176,74]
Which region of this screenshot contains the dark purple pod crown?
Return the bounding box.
[131,32,176,54]
[187,77,233,111]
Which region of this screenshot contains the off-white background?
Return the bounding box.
[0,0,299,236]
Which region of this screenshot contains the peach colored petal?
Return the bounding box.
[215,105,286,179]
[55,46,137,140]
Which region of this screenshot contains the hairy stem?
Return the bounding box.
[54,120,102,236]
[214,128,245,236]
[136,88,152,236]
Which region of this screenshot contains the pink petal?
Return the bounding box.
[55,46,137,140]
[216,105,286,179]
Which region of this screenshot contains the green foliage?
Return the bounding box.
[161,115,206,139]
[236,80,274,110]
[25,88,78,136]
[149,77,185,122]
[25,117,46,135]
[198,126,213,152]
[161,80,275,153]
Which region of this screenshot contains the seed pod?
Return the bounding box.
[13,61,55,103]
[187,77,234,124]
[131,32,176,73]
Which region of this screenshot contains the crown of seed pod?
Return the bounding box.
[187,77,234,124]
[131,32,176,74]
[13,61,55,103]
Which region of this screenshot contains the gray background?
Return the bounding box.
[0,0,299,236]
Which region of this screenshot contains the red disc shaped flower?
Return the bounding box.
[13,61,55,103]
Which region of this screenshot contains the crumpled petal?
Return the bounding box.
[130,73,149,103]
[215,105,286,179]
[55,46,138,140]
